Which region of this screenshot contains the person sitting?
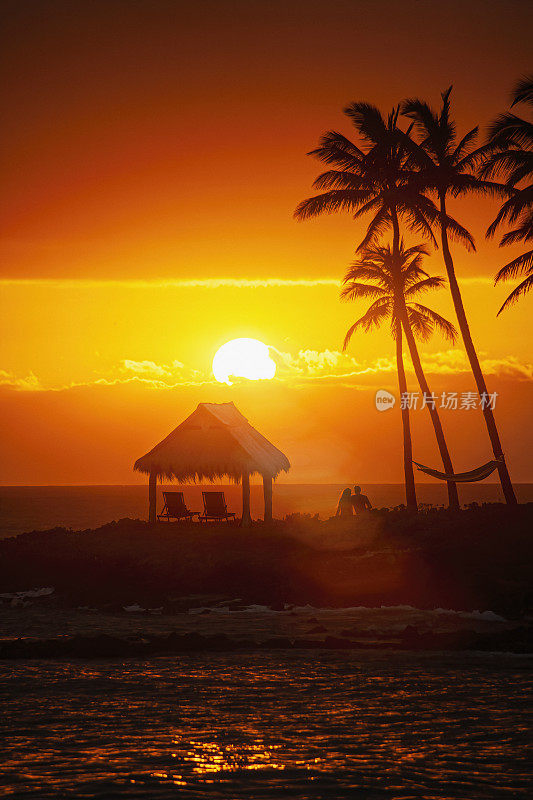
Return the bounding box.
[352,485,372,513]
[335,488,354,517]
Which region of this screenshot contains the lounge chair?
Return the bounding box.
[199,491,236,523]
[157,491,199,522]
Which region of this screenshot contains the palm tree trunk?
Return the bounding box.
[391,208,417,511]
[400,314,460,510]
[439,194,517,505]
[395,320,417,511]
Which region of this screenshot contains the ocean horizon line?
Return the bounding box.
[1,481,520,488]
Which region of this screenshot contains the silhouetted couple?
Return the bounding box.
[336,486,372,517]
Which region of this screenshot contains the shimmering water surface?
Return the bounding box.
[1,651,531,799]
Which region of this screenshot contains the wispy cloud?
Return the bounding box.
[273,348,395,383]
[0,369,42,391]
[122,360,172,377]
[0,275,496,290]
[0,277,340,289]
[420,349,533,380]
[478,355,533,380]
[2,347,531,394]
[122,359,191,378]
[455,276,494,285]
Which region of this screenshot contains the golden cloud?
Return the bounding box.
[0,369,42,391]
[1,346,531,394]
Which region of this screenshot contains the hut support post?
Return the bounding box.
[263,475,273,523]
[149,469,157,523]
[241,471,251,527]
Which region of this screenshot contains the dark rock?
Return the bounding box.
[260,637,294,649]
[322,636,355,649]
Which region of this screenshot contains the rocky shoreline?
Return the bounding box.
[2,622,532,659]
[1,504,531,657]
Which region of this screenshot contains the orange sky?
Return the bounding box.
[1,0,532,486]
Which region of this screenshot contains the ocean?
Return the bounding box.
[1,483,532,538]
[1,651,531,798]
[2,485,532,799]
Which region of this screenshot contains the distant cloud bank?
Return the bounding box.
[0,277,341,289]
[1,347,531,393]
[0,276,494,289]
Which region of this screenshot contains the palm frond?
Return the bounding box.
[499,213,533,246]
[404,276,446,296]
[403,243,431,258]
[406,307,433,341]
[309,131,365,170]
[443,213,476,252]
[317,130,365,158]
[342,263,390,286]
[340,281,388,302]
[511,75,533,108]
[343,102,388,146]
[487,114,533,151]
[495,249,533,283]
[294,190,364,220]
[312,171,367,191]
[439,86,456,150]
[452,126,479,163]
[397,199,438,247]
[456,142,493,171]
[401,97,439,148]
[356,205,391,251]
[497,273,533,315]
[342,321,360,350]
[402,254,429,283]
[486,188,533,237]
[480,149,533,183]
[449,174,513,200]
[396,128,436,169]
[505,158,533,186]
[351,195,383,222]
[343,299,391,349]
[411,304,458,342]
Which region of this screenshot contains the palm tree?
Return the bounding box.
[401,88,517,505]
[342,242,459,510]
[294,102,468,511]
[481,75,533,314]
[294,104,471,260]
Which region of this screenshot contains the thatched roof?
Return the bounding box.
[134,402,290,482]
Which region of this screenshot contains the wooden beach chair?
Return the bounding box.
[199,491,236,523]
[157,491,199,522]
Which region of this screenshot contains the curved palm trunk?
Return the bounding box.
[400,313,460,510]
[395,320,417,511]
[390,210,417,512]
[439,194,517,505]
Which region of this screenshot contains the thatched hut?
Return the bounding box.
[134,402,290,525]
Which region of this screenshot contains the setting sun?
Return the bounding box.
[212,338,277,385]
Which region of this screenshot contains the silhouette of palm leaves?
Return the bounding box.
[481,75,533,313]
[294,102,469,251]
[341,241,457,349]
[401,88,509,234]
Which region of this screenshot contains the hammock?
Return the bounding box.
[413,459,502,483]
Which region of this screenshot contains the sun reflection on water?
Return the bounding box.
[2,654,531,799]
[173,738,287,776]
